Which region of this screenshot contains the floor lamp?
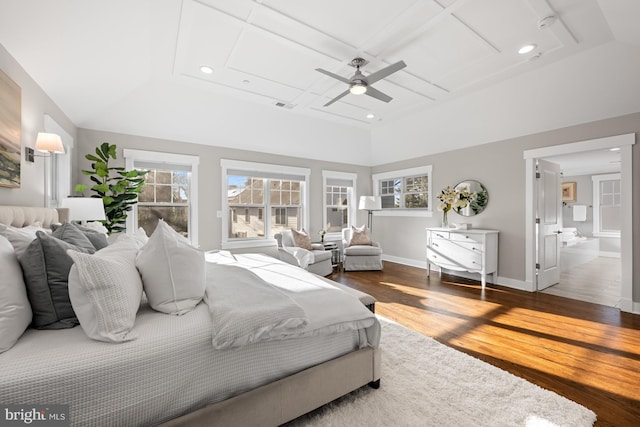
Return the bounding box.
[359,196,381,231]
[35,132,65,207]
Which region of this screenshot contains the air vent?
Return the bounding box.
[275,102,294,110]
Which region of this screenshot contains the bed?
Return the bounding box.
[0,205,380,426]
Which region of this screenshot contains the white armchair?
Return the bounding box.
[274,230,333,276]
[342,227,383,271]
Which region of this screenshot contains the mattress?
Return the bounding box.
[0,301,367,426]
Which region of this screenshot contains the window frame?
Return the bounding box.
[372,165,433,217]
[322,170,357,239]
[221,159,310,250]
[123,149,199,246]
[592,173,621,238]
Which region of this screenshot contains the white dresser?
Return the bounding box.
[426,228,499,288]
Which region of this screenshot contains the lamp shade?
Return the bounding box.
[61,197,106,221]
[359,196,381,211]
[35,132,65,154]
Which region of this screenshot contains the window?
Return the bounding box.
[222,159,310,248]
[592,173,621,237]
[372,166,432,217]
[124,149,199,246]
[322,171,357,235]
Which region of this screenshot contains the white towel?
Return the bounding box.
[573,205,587,221]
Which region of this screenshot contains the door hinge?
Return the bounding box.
[535,218,540,224]
[536,172,541,178]
[535,263,540,269]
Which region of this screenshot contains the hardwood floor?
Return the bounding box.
[328,262,640,427]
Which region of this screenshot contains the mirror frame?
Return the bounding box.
[454,180,489,217]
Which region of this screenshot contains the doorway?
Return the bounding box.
[523,133,634,312]
[536,156,621,307]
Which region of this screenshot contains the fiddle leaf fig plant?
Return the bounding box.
[74,142,148,234]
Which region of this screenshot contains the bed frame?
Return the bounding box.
[0,205,381,426]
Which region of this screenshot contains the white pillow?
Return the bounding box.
[0,224,43,258]
[136,220,205,315]
[67,237,143,342]
[0,236,32,353]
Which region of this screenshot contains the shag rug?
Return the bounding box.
[286,317,596,427]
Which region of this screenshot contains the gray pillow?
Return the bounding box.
[74,224,109,250]
[51,222,100,252]
[18,231,93,329]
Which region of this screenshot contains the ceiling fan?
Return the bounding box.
[316,57,407,107]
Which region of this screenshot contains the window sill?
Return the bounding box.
[375,210,434,218]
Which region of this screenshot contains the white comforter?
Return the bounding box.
[205,251,380,350]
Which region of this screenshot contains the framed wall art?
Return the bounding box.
[0,67,22,188]
[562,181,576,203]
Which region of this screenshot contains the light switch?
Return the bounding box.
[25,147,34,162]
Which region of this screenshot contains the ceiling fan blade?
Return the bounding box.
[364,60,407,85]
[323,89,350,107]
[315,68,351,84]
[364,86,393,103]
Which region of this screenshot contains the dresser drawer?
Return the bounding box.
[428,239,482,270]
[449,232,484,244]
[430,230,450,240]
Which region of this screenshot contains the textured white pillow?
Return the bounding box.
[0,224,43,258]
[0,236,32,353]
[67,237,143,342]
[136,220,205,315]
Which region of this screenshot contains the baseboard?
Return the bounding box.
[381,254,427,269]
[381,255,529,291]
[598,251,621,258]
[619,298,640,314]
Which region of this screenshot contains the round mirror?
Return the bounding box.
[453,180,489,216]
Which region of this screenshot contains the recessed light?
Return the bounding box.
[366,113,375,119]
[200,66,214,74]
[242,79,250,84]
[609,147,621,151]
[518,44,536,55]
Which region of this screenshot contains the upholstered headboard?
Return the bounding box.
[0,206,69,228]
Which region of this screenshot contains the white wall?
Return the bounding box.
[0,44,77,207]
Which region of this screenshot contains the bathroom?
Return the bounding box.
[544,170,622,307]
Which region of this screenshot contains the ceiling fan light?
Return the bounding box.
[350,83,367,95]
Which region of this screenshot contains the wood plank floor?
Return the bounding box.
[328,262,640,427]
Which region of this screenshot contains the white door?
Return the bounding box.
[536,159,562,290]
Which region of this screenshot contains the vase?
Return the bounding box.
[442,210,448,228]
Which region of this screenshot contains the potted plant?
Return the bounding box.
[75,142,147,234]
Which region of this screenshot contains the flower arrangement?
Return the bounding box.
[436,185,476,227]
[318,229,327,243]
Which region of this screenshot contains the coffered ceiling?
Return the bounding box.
[0,0,638,165]
[173,0,611,125]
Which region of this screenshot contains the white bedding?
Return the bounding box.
[1,252,380,427]
[205,252,379,350]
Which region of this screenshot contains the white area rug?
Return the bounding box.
[287,317,596,427]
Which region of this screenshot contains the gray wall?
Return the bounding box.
[0,44,77,206]
[75,129,372,252]
[371,112,640,300]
